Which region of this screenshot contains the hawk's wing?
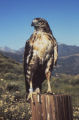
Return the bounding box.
[53,38,58,66]
[24,39,33,77]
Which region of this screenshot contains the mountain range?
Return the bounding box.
[1,44,79,58]
[0,44,79,75]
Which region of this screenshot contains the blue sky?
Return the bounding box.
[0,0,79,50]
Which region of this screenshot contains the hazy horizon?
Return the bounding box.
[0,42,79,51]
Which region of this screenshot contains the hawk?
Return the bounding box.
[24,18,58,101]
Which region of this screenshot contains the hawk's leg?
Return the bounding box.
[27,81,40,102]
[45,57,53,93]
[27,80,34,102]
[46,72,52,93]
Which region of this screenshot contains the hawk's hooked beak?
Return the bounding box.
[31,19,38,26]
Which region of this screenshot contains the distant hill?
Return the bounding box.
[0,46,16,53]
[0,51,23,63]
[1,44,79,60]
[0,44,79,75]
[55,54,79,75]
[58,44,79,57]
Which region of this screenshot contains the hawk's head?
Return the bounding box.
[31,18,52,34]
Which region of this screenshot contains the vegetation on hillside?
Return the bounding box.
[0,53,31,120]
[55,54,79,75]
[0,53,23,79]
[0,53,79,120]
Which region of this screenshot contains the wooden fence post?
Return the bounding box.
[31,94,73,120]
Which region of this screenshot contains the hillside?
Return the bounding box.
[0,53,79,119]
[55,53,79,75]
[0,51,23,63]
[0,53,31,120]
[0,54,23,80]
[58,44,79,57]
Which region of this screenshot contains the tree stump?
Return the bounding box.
[31,94,73,120]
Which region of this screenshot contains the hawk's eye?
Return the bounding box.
[39,21,44,25]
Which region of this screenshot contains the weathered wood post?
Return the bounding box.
[31,94,73,120]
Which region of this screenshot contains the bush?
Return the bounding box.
[4,73,19,81]
[7,84,19,92]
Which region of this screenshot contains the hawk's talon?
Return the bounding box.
[27,91,39,103]
[26,92,33,102]
[47,88,52,94]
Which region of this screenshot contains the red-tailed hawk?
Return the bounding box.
[24,18,58,101]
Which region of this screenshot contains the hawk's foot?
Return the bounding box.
[27,92,33,102]
[27,91,38,103]
[47,88,52,94]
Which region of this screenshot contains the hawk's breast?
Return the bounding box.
[32,33,54,62]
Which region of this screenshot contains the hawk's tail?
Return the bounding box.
[24,66,32,98]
